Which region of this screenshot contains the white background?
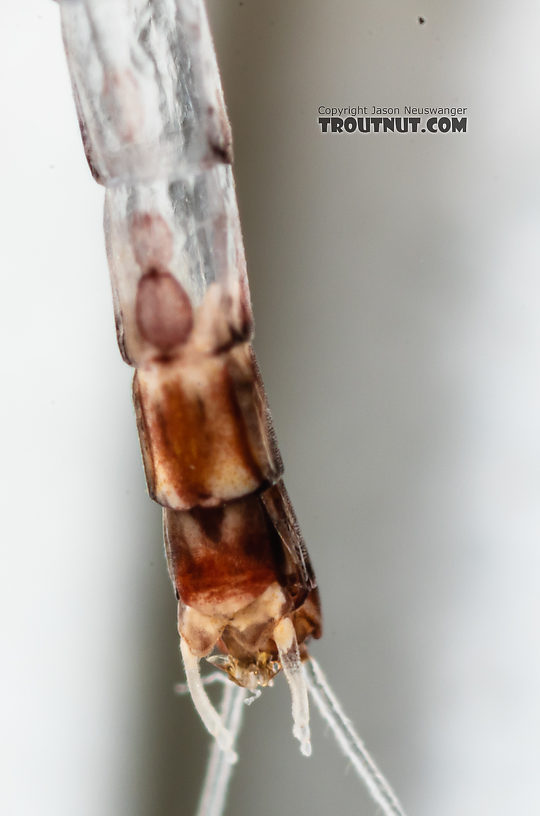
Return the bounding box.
[3,2,540,814]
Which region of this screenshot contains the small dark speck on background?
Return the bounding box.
[418,16,425,24]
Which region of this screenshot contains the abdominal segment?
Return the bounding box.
[163,485,321,668]
[133,343,282,509]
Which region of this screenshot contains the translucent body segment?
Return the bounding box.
[133,344,283,510]
[105,165,253,366]
[60,0,232,185]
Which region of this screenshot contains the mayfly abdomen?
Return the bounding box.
[60,0,321,758]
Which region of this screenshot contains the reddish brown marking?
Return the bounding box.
[189,506,225,544]
[165,494,287,609]
[102,69,143,143]
[134,347,278,509]
[207,97,233,165]
[135,269,193,351]
[142,371,211,507]
[210,140,233,164]
[222,355,266,485]
[164,484,322,665]
[129,212,174,269]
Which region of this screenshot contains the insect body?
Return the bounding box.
[60,0,321,757]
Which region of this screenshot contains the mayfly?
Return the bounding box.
[56,1,407,813]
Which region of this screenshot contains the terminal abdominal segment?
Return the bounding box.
[60,0,321,758]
